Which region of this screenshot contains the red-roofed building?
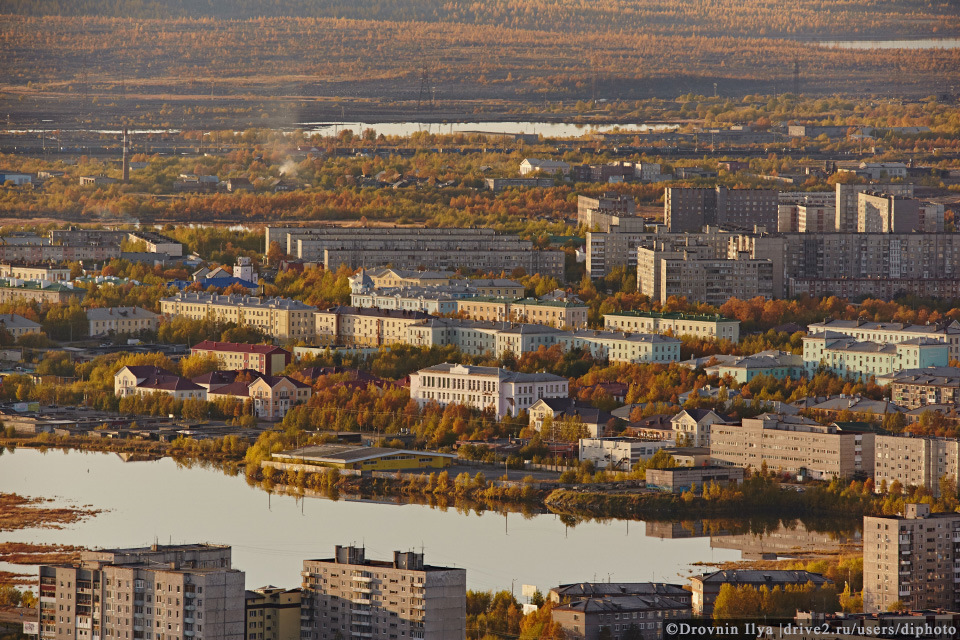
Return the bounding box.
[208,375,311,419]
[191,340,291,375]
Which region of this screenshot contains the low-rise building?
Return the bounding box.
[578,437,674,471]
[244,587,301,640]
[710,413,875,480]
[409,363,569,418]
[879,366,960,409]
[485,177,554,192]
[87,306,160,337]
[127,230,183,256]
[207,375,311,419]
[191,341,292,376]
[270,445,456,472]
[0,263,71,282]
[807,319,960,361]
[548,583,690,606]
[603,311,740,343]
[160,292,316,341]
[803,332,949,380]
[520,158,570,176]
[690,569,832,616]
[314,306,430,347]
[669,409,731,447]
[529,398,615,438]
[708,350,804,383]
[0,313,40,338]
[457,294,588,329]
[551,595,690,640]
[645,466,745,493]
[0,278,83,304]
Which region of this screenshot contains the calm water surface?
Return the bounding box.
[0,449,739,592]
[819,38,960,50]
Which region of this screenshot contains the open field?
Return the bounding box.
[0,0,959,128]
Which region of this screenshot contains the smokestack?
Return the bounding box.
[122,127,130,182]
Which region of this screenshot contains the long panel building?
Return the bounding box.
[266,228,564,279]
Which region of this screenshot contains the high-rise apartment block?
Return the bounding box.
[834,182,914,233]
[874,435,960,496]
[38,545,245,640]
[299,546,466,640]
[863,504,960,613]
[664,187,777,232]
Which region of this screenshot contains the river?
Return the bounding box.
[0,449,859,593]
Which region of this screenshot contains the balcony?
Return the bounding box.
[184,618,194,624]
[351,598,371,606]
[351,576,372,584]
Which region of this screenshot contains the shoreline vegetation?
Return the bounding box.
[5,437,956,524]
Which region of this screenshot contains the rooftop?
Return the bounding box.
[275,444,457,464]
[192,340,289,355]
[605,310,737,323]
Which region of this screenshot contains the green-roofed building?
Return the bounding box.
[603,310,739,342]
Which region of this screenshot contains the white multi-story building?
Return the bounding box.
[578,437,674,471]
[409,363,569,418]
[806,319,960,361]
[803,331,950,380]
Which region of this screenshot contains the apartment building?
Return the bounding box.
[349,269,524,297]
[690,570,832,617]
[0,263,71,282]
[207,375,311,419]
[585,220,653,279]
[0,312,40,338]
[127,231,183,257]
[456,295,588,329]
[299,545,466,640]
[863,504,960,613]
[710,413,875,479]
[709,350,804,383]
[551,595,689,640]
[244,587,300,640]
[402,317,681,365]
[274,228,564,279]
[0,279,84,304]
[578,193,636,229]
[87,307,160,338]
[664,187,777,232]
[602,311,740,343]
[561,330,681,364]
[670,408,731,447]
[777,191,836,232]
[159,293,316,341]
[314,306,430,347]
[879,366,960,409]
[409,363,569,418]
[578,438,674,471]
[808,319,960,362]
[874,435,960,496]
[190,341,291,376]
[484,177,553,192]
[834,182,915,233]
[857,192,920,233]
[637,246,773,306]
[802,332,949,380]
[37,544,245,640]
[520,158,570,176]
